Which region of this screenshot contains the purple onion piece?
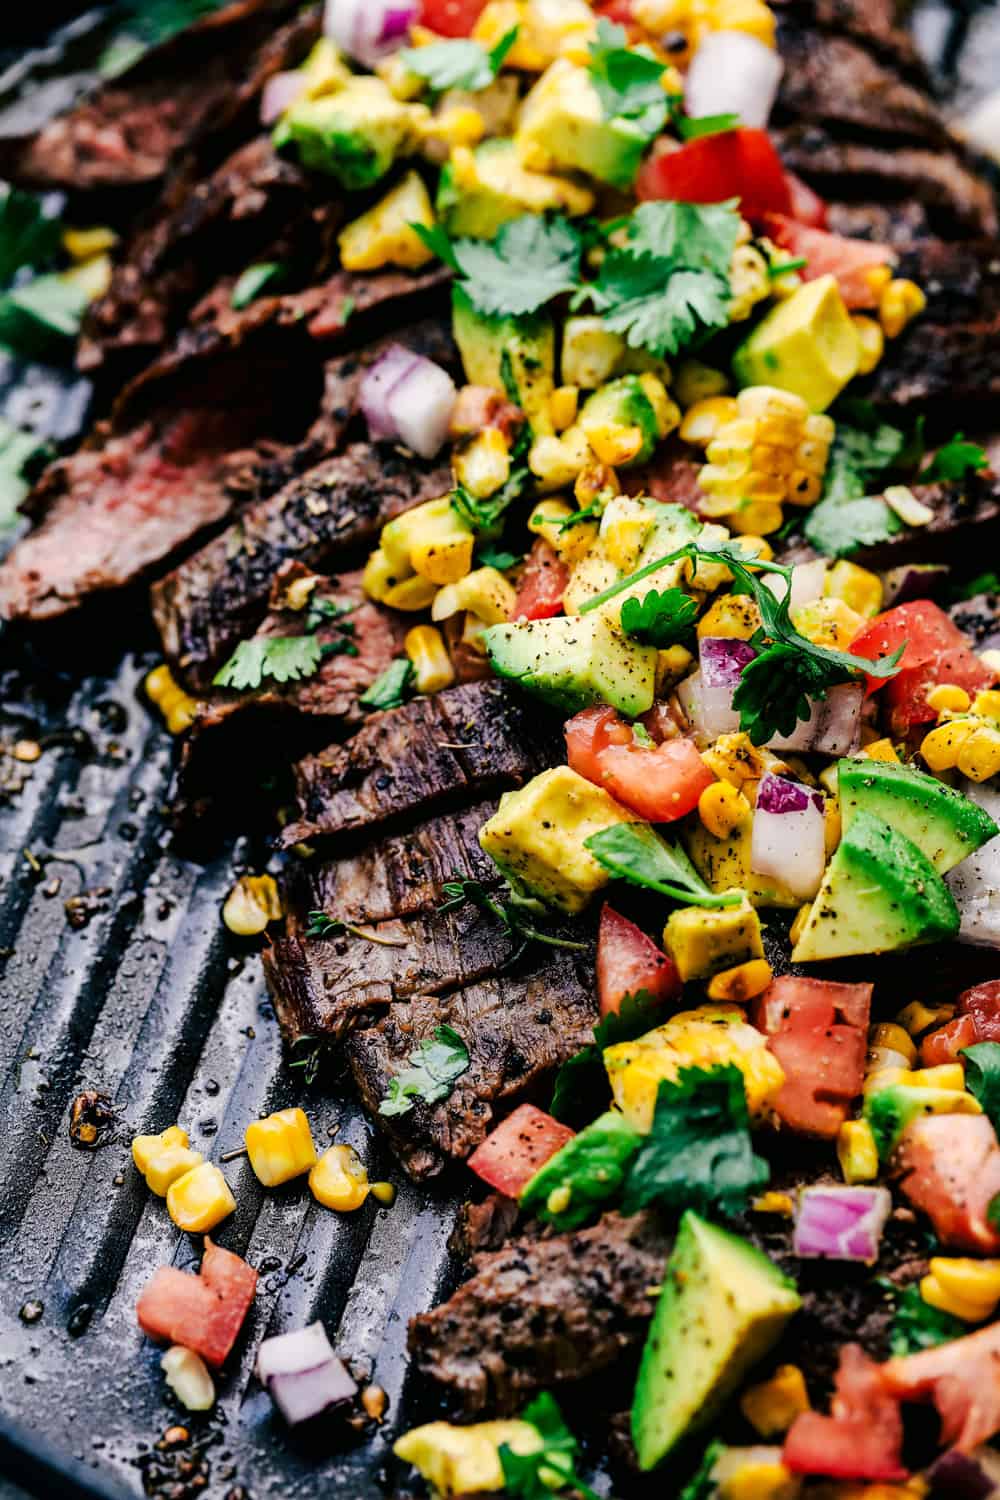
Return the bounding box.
[267,1358,358,1426]
[700,636,757,687]
[260,71,306,125]
[766,682,863,756]
[384,358,458,460]
[881,563,951,608]
[756,772,823,817]
[928,1447,1000,1500]
[359,345,421,441]
[793,1185,891,1264]
[751,774,826,899]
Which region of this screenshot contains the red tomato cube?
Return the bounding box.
[467,1105,575,1199]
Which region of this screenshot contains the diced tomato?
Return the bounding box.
[467,1105,575,1199]
[761,215,894,308]
[785,170,828,228]
[883,1320,1000,1452]
[637,129,794,221]
[136,1238,258,1369]
[850,601,994,734]
[896,1113,1000,1254]
[595,0,640,24]
[784,1345,906,1481]
[963,978,1000,1037]
[597,903,681,1018]
[513,538,569,621]
[751,977,871,1139]
[565,704,715,823]
[921,1014,978,1067]
[417,0,488,36]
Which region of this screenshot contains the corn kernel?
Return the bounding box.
[529,429,591,489]
[674,359,729,409]
[133,1125,189,1177]
[896,1001,955,1037]
[879,278,927,339]
[885,484,934,528]
[405,625,455,695]
[920,1272,995,1324]
[697,593,761,641]
[837,1119,879,1184]
[161,1346,215,1412]
[863,738,899,763]
[586,422,645,467]
[864,265,894,300]
[698,780,749,838]
[973,689,1000,720]
[957,723,1000,782]
[166,1162,236,1233]
[728,243,771,322]
[791,598,863,651]
[431,567,516,627]
[370,1180,397,1207]
[146,1145,205,1197]
[729,501,784,536]
[825,559,883,618]
[550,385,579,432]
[362,547,400,603]
[752,1192,794,1216]
[920,719,976,772]
[223,874,283,937]
[707,958,774,1003]
[246,1107,317,1187]
[679,396,740,446]
[63,224,118,262]
[930,1256,1000,1305]
[870,1023,918,1066]
[740,1365,811,1437]
[789,904,811,948]
[310,1143,370,1211]
[145,663,200,735]
[382,573,439,611]
[451,429,510,506]
[926,683,970,715]
[903,1063,968,1092]
[785,470,824,507]
[852,315,885,374]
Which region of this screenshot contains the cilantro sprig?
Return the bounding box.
[439,877,588,965]
[917,434,989,483]
[0,187,61,284]
[451,462,531,537]
[213,635,324,690]
[620,586,699,647]
[499,1393,600,1500]
[580,538,902,743]
[379,1024,470,1117]
[962,1042,1000,1133]
[586,18,675,140]
[358,658,414,711]
[398,25,518,95]
[416,215,583,319]
[877,1281,963,1357]
[551,990,661,1125]
[585,823,743,906]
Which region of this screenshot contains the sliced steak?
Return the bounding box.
[280,680,563,848]
[151,442,451,690]
[408,1212,668,1411]
[949,592,1000,655]
[346,953,598,1178]
[867,323,1000,420]
[0,0,317,192]
[771,0,925,77]
[824,199,933,248]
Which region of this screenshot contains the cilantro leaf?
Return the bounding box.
[398,25,518,95]
[437,215,584,319]
[952,571,1000,601]
[451,463,531,537]
[0,418,50,529]
[213,635,323,691]
[678,112,740,140]
[231,261,285,310]
[499,1393,600,1500]
[477,543,521,570]
[620,586,698,647]
[618,200,741,278]
[550,990,661,1126]
[0,272,91,358]
[358,658,414,711]
[0,187,60,284]
[680,1442,727,1500]
[917,434,989,484]
[804,493,902,559]
[379,1023,470,1117]
[585,822,743,907]
[822,417,907,505]
[883,1283,963,1357]
[962,1042,1000,1134]
[587,18,673,140]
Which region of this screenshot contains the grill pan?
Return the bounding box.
[0,5,998,1497]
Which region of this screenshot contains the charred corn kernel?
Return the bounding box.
[410,531,476,587]
[699,388,832,521]
[656,645,694,693]
[680,396,740,447]
[166,1162,236,1233]
[728,244,771,322]
[837,1119,879,1184]
[825,559,883,618]
[920,1271,996,1324]
[637,372,681,438]
[753,1191,794,1216]
[885,484,934,528]
[527,497,595,564]
[870,1023,917,1066]
[310,1143,370,1211]
[574,462,617,509]
[921,718,977,772]
[973,689,1000,719]
[362,547,400,603]
[902,1063,968,1092]
[707,958,773,1003]
[980,650,1000,678]
[133,1125,189,1177]
[405,625,455,694]
[383,573,439,611]
[585,422,645,467]
[928,683,971,714]
[549,385,579,432]
[741,1365,811,1438]
[957,723,1000,782]
[896,1001,955,1037]
[879,278,927,339]
[161,1346,215,1412]
[791,598,863,650]
[698,780,750,838]
[697,593,762,641]
[62,224,118,262]
[145,1145,205,1197]
[864,738,900,763]
[674,359,729,409]
[789,903,811,948]
[432,567,516,627]
[864,264,894,300]
[370,1180,397,1207]
[528,427,592,490]
[452,428,511,501]
[145,664,200,735]
[700,732,788,789]
[851,314,884,375]
[245,1107,317,1187]
[222,874,283,936]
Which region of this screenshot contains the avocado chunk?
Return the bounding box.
[864,1079,982,1161]
[838,756,998,875]
[579,376,660,468]
[683,814,802,910]
[664,894,764,981]
[452,286,556,433]
[519,1111,642,1230]
[732,274,860,412]
[517,58,649,189]
[485,613,658,718]
[337,170,436,272]
[791,810,960,962]
[273,78,423,190]
[632,1211,801,1470]
[437,139,594,238]
[479,765,639,913]
[394,1420,542,1495]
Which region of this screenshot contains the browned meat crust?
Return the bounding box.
[771,0,925,77]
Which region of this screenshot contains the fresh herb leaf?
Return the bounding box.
[418,215,583,319]
[622,1065,769,1216]
[587,18,673,139]
[0,417,50,528]
[439,876,588,966]
[632,721,654,747]
[231,260,285,310]
[0,272,91,357]
[620,586,699,647]
[962,1042,1000,1134]
[951,571,1000,601]
[989,1193,1000,1231]
[618,200,741,277]
[677,112,740,140]
[358,658,415,711]
[585,822,744,907]
[306,910,407,948]
[557,497,606,531]
[917,434,989,484]
[882,1282,964,1357]
[379,1023,470,1117]
[0,187,60,284]
[289,1033,327,1086]
[477,542,521,570]
[398,25,518,95]
[804,493,901,559]
[767,255,806,277]
[451,463,531,537]
[551,990,661,1126]
[822,417,907,505]
[498,1393,600,1500]
[213,635,323,691]
[679,1441,727,1500]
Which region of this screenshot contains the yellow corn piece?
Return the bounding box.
[145,1145,205,1197]
[133,1124,189,1176]
[879,278,927,339]
[863,738,899,763]
[245,1107,317,1187]
[789,904,811,948]
[729,500,785,536]
[697,595,762,642]
[405,625,455,694]
[707,958,773,1003]
[928,1256,1000,1309]
[836,1119,879,1184]
[752,1191,794,1216]
[901,1063,967,1091]
[957,723,1000,782]
[145,664,200,736]
[550,385,579,432]
[370,1180,397,1207]
[708,0,776,46]
[674,359,729,409]
[728,243,771,322]
[973,689,1000,720]
[869,1023,917,1067]
[166,1162,236,1232]
[222,874,283,937]
[920,1272,995,1324]
[791,597,863,650]
[927,683,971,714]
[921,718,976,772]
[698,780,750,839]
[740,1364,811,1438]
[62,225,118,262]
[825,559,883,618]
[679,395,740,446]
[452,428,511,502]
[431,568,516,627]
[851,314,884,375]
[895,1001,955,1037]
[528,428,592,490]
[383,573,439,611]
[310,1143,370,1211]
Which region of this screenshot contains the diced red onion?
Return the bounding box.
[767,682,863,756]
[763,559,826,612]
[929,1446,1000,1499]
[947,779,1000,949]
[256,1322,357,1426]
[881,563,950,607]
[359,344,457,458]
[260,71,307,125]
[324,0,417,67]
[684,31,784,130]
[751,772,826,899]
[793,1184,892,1263]
[690,637,757,736]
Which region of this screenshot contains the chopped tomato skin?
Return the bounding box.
[922,981,1000,1066]
[513,538,569,621]
[784,1344,906,1481]
[566,704,715,823]
[636,129,794,220]
[883,1320,1000,1452]
[850,601,993,733]
[467,1105,575,1199]
[785,170,828,228]
[417,0,489,35]
[136,1238,258,1369]
[897,1113,1000,1254]
[761,215,894,308]
[597,903,681,1018]
[752,977,871,1138]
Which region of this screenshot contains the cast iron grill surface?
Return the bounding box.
[0,5,998,1498]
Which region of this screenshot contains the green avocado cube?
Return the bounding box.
[273,78,422,190]
[517,59,649,189]
[838,756,999,874]
[484,612,658,718]
[732,274,861,412]
[436,139,594,239]
[519,1111,642,1230]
